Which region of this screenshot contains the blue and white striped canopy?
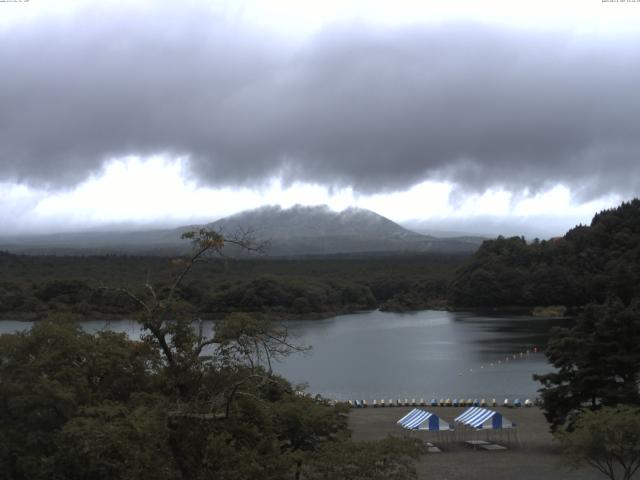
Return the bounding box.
[454,407,514,429]
[397,408,451,431]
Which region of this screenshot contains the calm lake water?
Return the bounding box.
[0,310,571,401]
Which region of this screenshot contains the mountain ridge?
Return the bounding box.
[0,205,484,256]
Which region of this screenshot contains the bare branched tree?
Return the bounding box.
[110,227,305,415]
[213,312,311,416]
[113,228,261,367]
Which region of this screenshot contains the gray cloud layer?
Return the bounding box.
[2,4,640,198]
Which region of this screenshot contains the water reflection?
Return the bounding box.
[275,310,572,400]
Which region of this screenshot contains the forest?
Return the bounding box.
[450,199,640,309]
[2,200,640,320]
[0,252,461,320]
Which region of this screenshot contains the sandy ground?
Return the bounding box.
[348,406,608,480]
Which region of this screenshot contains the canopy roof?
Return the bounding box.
[454,407,515,429]
[397,408,452,431]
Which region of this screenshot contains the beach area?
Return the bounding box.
[349,406,605,480]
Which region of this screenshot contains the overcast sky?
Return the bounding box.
[1,0,639,237]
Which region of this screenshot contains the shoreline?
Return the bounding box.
[0,304,574,323]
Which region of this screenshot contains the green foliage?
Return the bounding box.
[89,288,139,314]
[35,280,92,304]
[303,436,423,480]
[534,299,640,430]
[0,316,366,480]
[0,252,463,319]
[0,319,159,480]
[451,199,640,307]
[0,282,25,312]
[209,275,377,315]
[55,398,178,480]
[555,405,640,480]
[272,395,350,455]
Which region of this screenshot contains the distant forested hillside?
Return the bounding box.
[0,253,464,320]
[5,200,638,319]
[0,205,484,256]
[450,199,640,308]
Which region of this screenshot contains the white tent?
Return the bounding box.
[454,407,515,429]
[397,408,452,431]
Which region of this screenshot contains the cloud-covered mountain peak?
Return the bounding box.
[209,204,420,240]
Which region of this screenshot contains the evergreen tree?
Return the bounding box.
[534,298,640,430]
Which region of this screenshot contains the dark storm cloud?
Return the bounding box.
[1,4,640,197]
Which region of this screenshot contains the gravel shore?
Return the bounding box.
[349,406,606,480]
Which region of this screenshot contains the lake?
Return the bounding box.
[0,310,571,401]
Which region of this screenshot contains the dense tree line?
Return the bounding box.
[450,199,640,308]
[4,199,640,318]
[0,252,463,319]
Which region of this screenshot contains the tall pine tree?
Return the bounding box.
[535,298,640,430]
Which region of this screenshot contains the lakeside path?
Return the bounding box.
[349,406,605,480]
